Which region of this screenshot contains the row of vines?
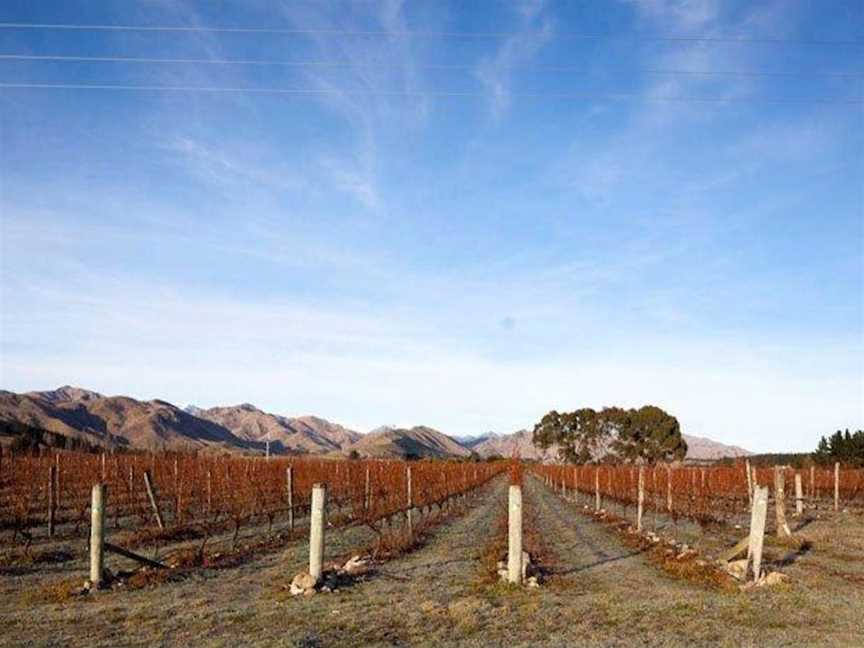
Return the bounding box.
[531,463,864,525]
[0,451,505,550]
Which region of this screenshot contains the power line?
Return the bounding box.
[1,82,860,104]
[1,53,860,79]
[0,22,861,45]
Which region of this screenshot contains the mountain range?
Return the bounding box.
[0,386,750,461]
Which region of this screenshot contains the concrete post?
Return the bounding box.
[594,467,601,512]
[90,483,106,588]
[507,485,523,585]
[774,467,791,537]
[309,483,327,583]
[794,472,804,516]
[637,466,645,532]
[286,467,294,532]
[747,486,768,582]
[834,462,840,512]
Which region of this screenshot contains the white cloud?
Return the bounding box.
[474,0,554,120]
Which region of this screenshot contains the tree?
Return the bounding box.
[532,405,687,464]
[813,429,864,467]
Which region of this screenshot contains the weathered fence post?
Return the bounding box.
[406,466,414,539]
[286,466,294,532]
[794,472,804,516]
[309,483,327,583]
[206,469,212,515]
[508,484,523,585]
[745,459,753,507]
[364,466,371,514]
[834,462,840,512]
[573,467,579,503]
[48,465,58,537]
[594,467,601,512]
[90,483,106,588]
[774,467,791,538]
[636,465,645,532]
[666,465,673,513]
[142,470,165,530]
[809,465,815,499]
[747,485,769,583]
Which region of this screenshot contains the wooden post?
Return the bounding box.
[774,467,791,537]
[745,459,753,508]
[206,470,212,515]
[794,472,804,516]
[90,483,106,588]
[747,486,768,582]
[173,457,181,524]
[364,466,371,514]
[507,484,523,585]
[594,467,601,511]
[573,467,579,503]
[636,465,645,532]
[309,483,326,583]
[406,466,414,539]
[286,466,294,532]
[834,462,840,512]
[810,465,815,499]
[143,470,164,530]
[666,465,673,513]
[48,465,58,537]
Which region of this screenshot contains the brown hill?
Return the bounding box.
[0,387,251,453]
[194,405,360,454]
[341,426,471,459]
[470,430,560,461]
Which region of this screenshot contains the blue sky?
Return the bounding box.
[1,0,862,452]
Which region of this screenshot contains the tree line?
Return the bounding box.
[813,429,864,467]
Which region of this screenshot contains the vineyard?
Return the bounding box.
[0,451,503,561]
[2,452,864,647]
[531,462,864,526]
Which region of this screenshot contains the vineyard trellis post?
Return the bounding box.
[666,465,673,513]
[774,467,791,538]
[286,466,294,532]
[364,466,371,514]
[794,472,804,516]
[406,466,414,539]
[143,470,165,530]
[745,459,753,508]
[508,484,523,585]
[309,483,326,583]
[810,465,815,500]
[47,464,58,537]
[573,467,578,504]
[636,465,645,532]
[594,467,601,512]
[834,463,840,512]
[90,483,106,589]
[747,485,768,583]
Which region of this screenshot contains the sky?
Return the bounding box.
[0,0,862,452]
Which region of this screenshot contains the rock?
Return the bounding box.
[521,551,531,580]
[758,571,789,587]
[725,559,748,580]
[497,568,508,581]
[290,572,317,596]
[343,556,369,577]
[525,576,540,588]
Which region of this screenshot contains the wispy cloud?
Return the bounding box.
[474,0,554,120]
